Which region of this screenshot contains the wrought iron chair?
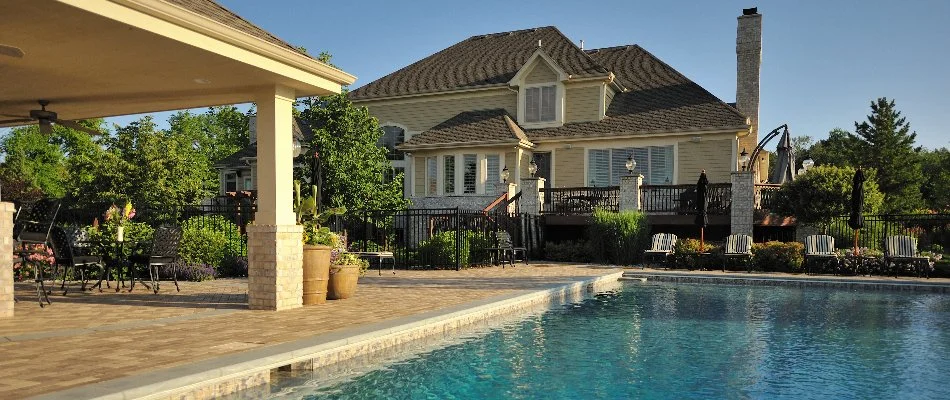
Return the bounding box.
[803,235,838,275]
[49,226,102,295]
[723,234,754,272]
[487,231,528,267]
[129,225,182,293]
[643,233,678,268]
[13,199,61,306]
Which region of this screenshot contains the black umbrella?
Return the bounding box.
[771,129,797,184]
[695,170,709,252]
[848,168,865,255]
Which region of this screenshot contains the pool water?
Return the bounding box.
[266,282,950,399]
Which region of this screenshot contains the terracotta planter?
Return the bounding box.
[302,245,331,305]
[327,264,360,300]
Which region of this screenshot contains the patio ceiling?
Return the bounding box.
[0,0,356,125]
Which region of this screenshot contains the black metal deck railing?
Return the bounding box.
[541,186,619,215]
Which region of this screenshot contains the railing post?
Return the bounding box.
[455,207,462,271]
[730,171,754,236]
[620,174,643,212]
[520,177,545,215]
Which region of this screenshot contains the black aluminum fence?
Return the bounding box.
[329,208,545,270]
[542,186,619,215]
[754,184,781,210]
[827,214,950,251]
[641,183,732,214]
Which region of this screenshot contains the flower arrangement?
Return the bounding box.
[104,201,136,227]
[328,232,369,275]
[293,181,345,246]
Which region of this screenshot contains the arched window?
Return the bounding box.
[379,126,405,160]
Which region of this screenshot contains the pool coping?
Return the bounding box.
[32,271,623,400]
[622,270,950,292]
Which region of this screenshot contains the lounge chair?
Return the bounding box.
[883,235,930,278]
[723,234,753,272]
[643,233,678,268]
[803,235,838,275]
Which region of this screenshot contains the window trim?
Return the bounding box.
[518,82,564,129]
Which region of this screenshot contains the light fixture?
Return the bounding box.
[798,168,806,175]
[802,158,815,171]
[502,166,510,183]
[193,78,211,85]
[292,138,303,158]
[625,154,636,174]
[738,148,750,170]
[528,159,538,177]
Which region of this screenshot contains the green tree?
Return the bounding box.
[920,148,950,211]
[853,97,923,213]
[771,165,884,230]
[804,128,864,168]
[299,92,408,211]
[168,106,251,165]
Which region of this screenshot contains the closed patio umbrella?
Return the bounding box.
[695,170,709,252]
[771,129,796,184]
[848,168,865,256]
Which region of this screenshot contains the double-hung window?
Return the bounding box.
[525,86,556,123]
[588,146,674,186]
[444,155,456,194]
[463,154,477,194]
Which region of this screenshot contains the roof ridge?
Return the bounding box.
[548,26,610,74]
[585,44,642,54]
[467,26,555,41]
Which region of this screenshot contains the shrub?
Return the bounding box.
[163,263,216,282]
[752,241,804,272]
[467,231,494,264]
[178,215,245,270]
[771,165,884,228]
[669,238,721,270]
[543,240,593,262]
[218,255,248,278]
[588,210,649,265]
[417,231,470,269]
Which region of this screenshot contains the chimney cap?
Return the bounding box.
[742,7,758,15]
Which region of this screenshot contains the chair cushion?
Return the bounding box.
[148,256,176,265]
[72,256,101,265]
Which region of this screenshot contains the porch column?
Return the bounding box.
[620,174,643,212]
[1,202,14,318]
[248,85,303,311]
[520,177,545,215]
[505,182,517,213]
[730,171,754,236]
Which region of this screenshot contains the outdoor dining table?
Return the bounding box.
[87,239,150,293]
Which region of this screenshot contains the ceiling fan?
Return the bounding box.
[0,44,24,58]
[0,100,106,136]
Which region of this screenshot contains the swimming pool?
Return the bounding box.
[261,282,950,399]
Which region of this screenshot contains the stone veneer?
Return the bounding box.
[520,177,545,215]
[0,202,14,318]
[619,174,642,212]
[730,171,754,236]
[409,195,498,211]
[246,224,303,311]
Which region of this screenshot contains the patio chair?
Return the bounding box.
[49,226,102,295]
[129,225,182,293]
[487,231,528,267]
[803,235,838,275]
[14,199,61,306]
[883,235,930,278]
[643,233,678,268]
[723,234,753,272]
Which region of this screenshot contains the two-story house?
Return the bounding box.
[350,9,765,212]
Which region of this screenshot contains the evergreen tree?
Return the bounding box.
[853,98,923,213]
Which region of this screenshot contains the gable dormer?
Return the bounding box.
[509,49,568,129]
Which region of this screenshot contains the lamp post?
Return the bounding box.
[625,154,636,175]
[528,159,538,177]
[501,166,510,183]
[802,158,815,172]
[738,148,750,171]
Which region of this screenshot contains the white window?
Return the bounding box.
[463,154,477,194]
[588,146,674,186]
[444,155,456,194]
[224,172,237,193]
[486,155,500,194]
[525,86,556,123]
[378,126,405,160]
[426,157,437,196]
[243,177,252,191]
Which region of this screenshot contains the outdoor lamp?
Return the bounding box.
[738,148,750,170]
[798,168,806,175]
[625,154,636,174]
[502,166,510,183]
[292,138,303,158]
[803,158,815,171]
[528,159,538,177]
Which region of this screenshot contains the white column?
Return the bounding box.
[1,202,14,318]
[620,174,643,212]
[505,182,518,213]
[730,171,754,236]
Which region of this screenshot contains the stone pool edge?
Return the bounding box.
[622,271,950,292]
[32,270,623,400]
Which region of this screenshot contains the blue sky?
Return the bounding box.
[117,0,949,150]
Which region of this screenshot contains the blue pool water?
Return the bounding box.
[269,282,950,399]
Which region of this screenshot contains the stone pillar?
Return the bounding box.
[1,202,14,318]
[520,177,545,215]
[730,171,754,236]
[505,182,518,213]
[248,85,303,311]
[619,174,643,212]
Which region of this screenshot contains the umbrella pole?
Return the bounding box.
[700,227,705,253]
[853,230,859,256]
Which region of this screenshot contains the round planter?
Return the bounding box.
[302,245,332,305]
[327,264,360,300]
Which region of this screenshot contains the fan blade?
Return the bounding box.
[0,118,35,125]
[56,119,106,136]
[0,44,24,58]
[39,119,52,134]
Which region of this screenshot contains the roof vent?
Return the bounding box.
[537,39,542,48]
[742,7,758,15]
[580,39,584,50]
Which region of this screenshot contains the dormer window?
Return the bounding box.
[525,85,556,123]
[379,125,405,160]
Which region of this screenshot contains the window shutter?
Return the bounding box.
[444,155,455,194]
[588,149,610,187]
[486,155,500,194]
[525,88,539,122]
[426,157,437,195]
[541,86,556,121]
[463,154,477,194]
[648,146,673,185]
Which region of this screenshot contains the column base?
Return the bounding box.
[1,202,16,318]
[247,224,303,311]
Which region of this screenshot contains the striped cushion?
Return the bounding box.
[804,235,835,255]
[646,233,677,254]
[725,234,752,255]
[885,236,917,258]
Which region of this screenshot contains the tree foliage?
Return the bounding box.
[920,148,950,211]
[771,165,884,228]
[852,97,923,212]
[804,128,864,168]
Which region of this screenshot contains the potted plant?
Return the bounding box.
[327,234,369,300]
[295,181,344,305]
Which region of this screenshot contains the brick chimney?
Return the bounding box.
[736,7,762,156]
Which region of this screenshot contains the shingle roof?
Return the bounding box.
[216,118,312,168]
[164,0,307,56]
[401,109,528,148]
[349,26,608,100]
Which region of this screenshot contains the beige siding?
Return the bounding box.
[738,133,759,172]
[565,85,601,123]
[677,139,734,183]
[414,156,425,195]
[555,147,585,187]
[520,152,532,179]
[525,60,558,84]
[505,151,517,176]
[362,91,517,132]
[605,86,616,111]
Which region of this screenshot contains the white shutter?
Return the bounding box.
[444,155,456,194]
[649,146,674,184]
[541,86,556,121]
[426,157,437,195]
[525,88,540,122]
[463,154,477,194]
[588,149,610,187]
[486,154,500,194]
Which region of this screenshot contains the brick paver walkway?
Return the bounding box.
[0,264,617,399]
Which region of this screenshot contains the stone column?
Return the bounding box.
[1,202,14,318]
[520,177,545,215]
[505,182,518,213]
[619,174,643,212]
[730,171,754,236]
[248,85,303,311]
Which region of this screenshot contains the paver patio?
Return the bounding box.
[0,264,619,399]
